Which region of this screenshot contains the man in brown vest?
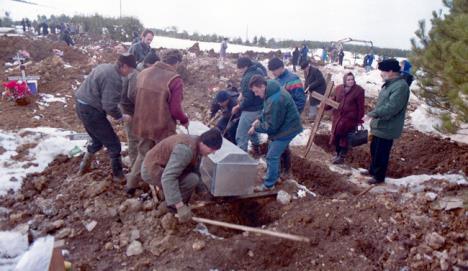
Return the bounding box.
[141,128,223,223]
[126,49,189,194]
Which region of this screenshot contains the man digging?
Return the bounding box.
[75,53,136,182]
[140,128,223,223]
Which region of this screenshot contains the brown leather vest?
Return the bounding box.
[132,62,180,141]
[143,134,200,181]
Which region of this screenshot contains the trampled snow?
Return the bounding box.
[0,127,87,196]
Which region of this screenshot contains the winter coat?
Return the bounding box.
[210,89,239,119]
[276,69,306,113]
[132,62,187,142]
[298,46,309,66]
[255,80,303,141]
[75,63,123,120]
[368,78,410,140]
[143,134,200,187]
[120,70,139,115]
[304,66,327,106]
[328,84,365,147]
[239,63,267,112]
[129,41,151,63]
[292,48,299,65]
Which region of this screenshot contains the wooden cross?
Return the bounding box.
[304,74,340,158]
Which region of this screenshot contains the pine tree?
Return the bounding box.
[410,0,468,132]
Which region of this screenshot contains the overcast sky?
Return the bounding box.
[1,0,446,49]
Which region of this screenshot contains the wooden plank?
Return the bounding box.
[310,92,339,109]
[304,74,334,158]
[192,216,310,243]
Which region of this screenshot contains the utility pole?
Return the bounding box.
[120,0,122,18]
[246,25,249,43]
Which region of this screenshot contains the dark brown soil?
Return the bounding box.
[0,35,467,271]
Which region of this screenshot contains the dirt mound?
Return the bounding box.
[0,36,88,65]
[314,130,468,177]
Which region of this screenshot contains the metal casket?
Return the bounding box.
[200,138,258,197]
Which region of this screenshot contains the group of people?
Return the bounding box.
[74,28,411,222]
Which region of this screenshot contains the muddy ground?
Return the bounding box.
[0,36,467,271]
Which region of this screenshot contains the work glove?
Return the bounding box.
[177,204,192,223]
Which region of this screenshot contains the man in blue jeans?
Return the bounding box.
[248,75,303,191]
[231,57,266,154]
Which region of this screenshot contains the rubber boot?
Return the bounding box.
[111,156,125,183]
[332,149,347,165]
[78,152,94,175]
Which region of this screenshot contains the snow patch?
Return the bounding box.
[0,127,87,196]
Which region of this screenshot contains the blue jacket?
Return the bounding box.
[276,69,306,113]
[255,80,303,141]
[239,63,267,112]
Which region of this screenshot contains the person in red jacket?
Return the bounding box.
[327,72,365,164]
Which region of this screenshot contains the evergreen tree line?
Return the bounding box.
[5,13,143,42]
[410,0,467,132]
[150,26,410,57]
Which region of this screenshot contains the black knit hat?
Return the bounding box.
[267,57,284,71]
[215,90,230,103]
[163,49,182,65]
[118,53,137,69]
[200,128,223,150]
[378,59,401,72]
[237,57,252,69]
[300,58,310,70]
[143,50,160,65]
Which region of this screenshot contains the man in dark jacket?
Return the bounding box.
[75,53,137,182]
[248,76,303,191]
[268,57,306,178]
[120,51,159,167]
[126,50,188,195]
[231,57,267,153]
[291,47,299,72]
[141,128,223,223]
[302,60,327,121]
[367,59,410,185]
[298,44,309,67]
[210,86,240,143]
[129,29,154,64]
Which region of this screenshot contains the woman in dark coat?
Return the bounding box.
[328,72,365,164]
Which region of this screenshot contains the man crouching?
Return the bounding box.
[141,128,223,223]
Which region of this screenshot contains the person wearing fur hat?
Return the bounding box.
[126,49,189,195]
[366,59,410,185]
[141,128,223,223]
[75,53,137,182]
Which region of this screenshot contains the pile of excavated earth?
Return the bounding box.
[0,35,467,271]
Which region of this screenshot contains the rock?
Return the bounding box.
[84,221,97,232]
[104,242,113,251]
[9,212,25,222]
[276,190,291,205]
[425,232,446,250]
[119,231,130,247]
[433,197,464,211]
[35,197,58,217]
[32,176,47,192]
[126,241,144,256]
[118,199,142,214]
[87,181,108,197]
[155,202,169,218]
[142,201,155,211]
[52,219,65,229]
[55,228,72,239]
[410,214,431,228]
[161,213,176,231]
[248,250,254,257]
[130,229,140,241]
[192,240,206,251]
[147,235,175,256]
[424,192,437,202]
